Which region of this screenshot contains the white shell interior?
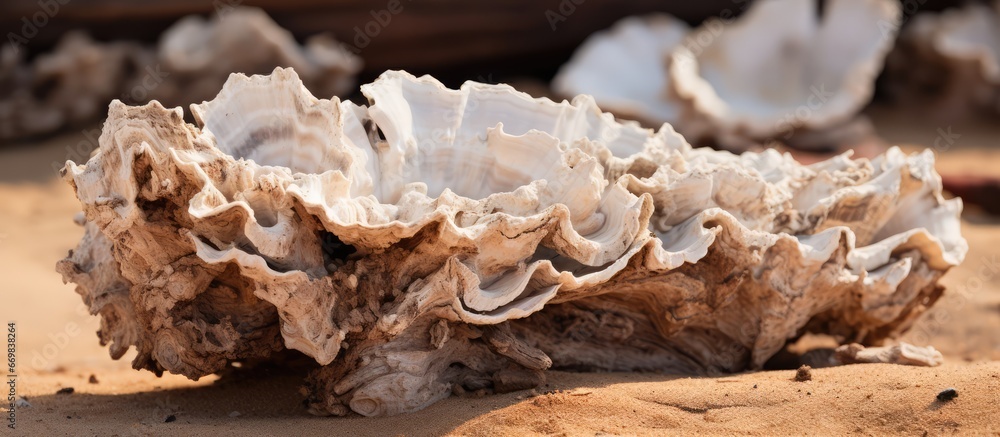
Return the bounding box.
[669,0,900,137]
[59,67,968,418]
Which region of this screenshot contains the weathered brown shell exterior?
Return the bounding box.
[58,68,966,416]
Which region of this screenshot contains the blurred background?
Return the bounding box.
[1,0,996,206]
[0,0,998,409]
[7,0,960,84]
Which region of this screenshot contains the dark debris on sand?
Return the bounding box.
[794,365,813,382]
[937,388,958,402]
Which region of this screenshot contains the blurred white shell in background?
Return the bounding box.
[555,0,901,151]
[553,14,689,126]
[158,7,362,103]
[669,0,901,149]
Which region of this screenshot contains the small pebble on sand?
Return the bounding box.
[937,388,958,402]
[794,365,813,382]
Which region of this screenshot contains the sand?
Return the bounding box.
[1,108,999,435]
[11,363,1000,436]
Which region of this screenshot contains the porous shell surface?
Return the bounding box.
[59,68,966,417]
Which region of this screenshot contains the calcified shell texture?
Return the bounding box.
[58,68,967,416]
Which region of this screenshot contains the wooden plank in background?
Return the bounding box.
[2,0,756,81]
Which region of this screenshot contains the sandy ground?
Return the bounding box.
[1,107,999,435]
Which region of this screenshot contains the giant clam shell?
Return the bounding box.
[668,0,901,148]
[554,0,901,151]
[59,68,966,416]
